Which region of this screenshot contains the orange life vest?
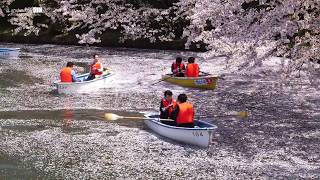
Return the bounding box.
[161,99,177,116]
[176,102,194,124]
[185,63,199,77]
[91,62,103,75]
[172,62,184,74]
[60,67,73,82]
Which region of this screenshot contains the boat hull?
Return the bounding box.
[162,74,218,90]
[0,48,20,57]
[54,70,113,94]
[144,114,217,147]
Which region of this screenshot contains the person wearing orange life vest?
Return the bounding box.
[185,57,200,77]
[171,93,194,128]
[60,62,81,82]
[160,90,177,125]
[86,54,104,81]
[171,57,185,77]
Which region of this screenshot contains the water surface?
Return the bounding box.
[0,43,319,179]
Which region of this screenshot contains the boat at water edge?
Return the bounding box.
[0,48,20,57]
[144,113,217,147]
[54,69,113,94]
[162,74,218,90]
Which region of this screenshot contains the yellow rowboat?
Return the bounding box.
[162,74,218,90]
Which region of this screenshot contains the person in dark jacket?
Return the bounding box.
[159,90,177,125]
[171,57,185,77]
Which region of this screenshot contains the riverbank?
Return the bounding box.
[0,26,187,51]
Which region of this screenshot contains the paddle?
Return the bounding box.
[105,111,248,122]
[104,113,175,122]
[199,71,227,81]
[198,111,249,119]
[151,74,174,85]
[200,71,211,76]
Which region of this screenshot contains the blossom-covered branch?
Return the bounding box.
[1,0,319,84]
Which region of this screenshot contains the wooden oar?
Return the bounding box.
[104,113,174,121]
[151,75,173,85]
[234,111,249,118]
[198,111,249,119]
[199,71,226,80]
[200,71,211,76]
[105,111,248,122]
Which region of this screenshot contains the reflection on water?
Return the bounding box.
[0,109,145,131]
[0,69,43,88]
[0,156,40,179]
[0,43,319,179]
[63,109,73,129]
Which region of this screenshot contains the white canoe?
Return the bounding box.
[53,70,113,94]
[144,113,217,147]
[0,48,20,57]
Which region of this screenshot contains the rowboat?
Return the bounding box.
[0,48,20,57]
[54,69,113,94]
[144,113,217,147]
[162,74,218,90]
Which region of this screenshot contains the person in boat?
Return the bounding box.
[160,90,177,125]
[172,93,194,128]
[185,57,200,77]
[60,62,81,82]
[171,57,185,77]
[86,54,104,81]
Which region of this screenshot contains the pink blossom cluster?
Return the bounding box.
[1,0,319,83]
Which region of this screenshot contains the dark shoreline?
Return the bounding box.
[0,33,191,51]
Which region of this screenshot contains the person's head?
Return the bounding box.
[177,93,188,103]
[188,57,195,63]
[176,57,182,64]
[93,54,100,62]
[164,90,173,101]
[66,62,74,68]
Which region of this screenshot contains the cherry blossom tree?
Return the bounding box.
[0,0,14,17]
[1,0,319,85]
[176,0,319,77]
[47,0,180,44]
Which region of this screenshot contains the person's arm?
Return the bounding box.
[88,63,94,74]
[182,64,186,70]
[171,63,175,74]
[98,63,104,72]
[160,101,165,112]
[184,65,188,76]
[192,108,195,120]
[160,101,170,119]
[71,70,81,82]
[160,101,172,113]
[171,105,179,121]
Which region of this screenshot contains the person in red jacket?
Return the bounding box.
[171,57,185,77]
[172,93,194,128]
[60,62,81,82]
[185,57,199,77]
[87,54,104,81]
[160,90,177,125]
